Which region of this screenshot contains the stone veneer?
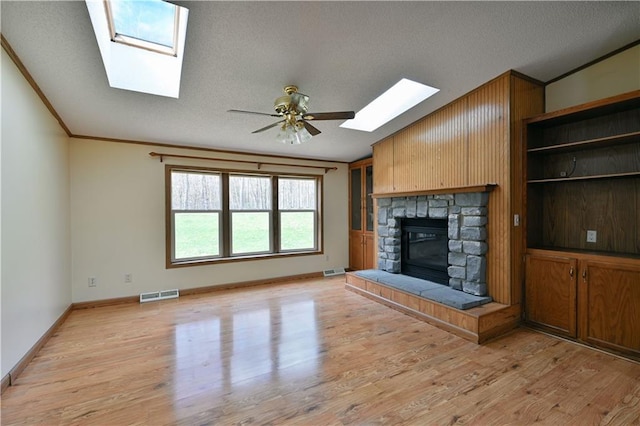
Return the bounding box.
[377,192,490,296]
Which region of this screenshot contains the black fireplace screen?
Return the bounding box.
[401,218,448,284]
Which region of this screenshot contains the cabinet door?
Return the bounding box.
[365,165,374,232]
[349,232,364,271]
[525,253,577,337]
[364,234,375,270]
[578,260,640,356]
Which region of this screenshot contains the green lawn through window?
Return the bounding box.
[175,212,315,259]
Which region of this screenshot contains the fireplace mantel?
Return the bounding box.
[372,183,497,199]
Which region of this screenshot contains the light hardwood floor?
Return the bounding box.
[2,276,639,425]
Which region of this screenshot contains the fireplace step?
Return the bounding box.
[353,269,491,310]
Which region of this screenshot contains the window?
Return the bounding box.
[229,175,272,255]
[278,178,317,251]
[167,166,322,267]
[106,0,179,56]
[170,171,222,262]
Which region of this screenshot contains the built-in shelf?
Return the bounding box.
[527,171,640,184]
[527,131,640,154]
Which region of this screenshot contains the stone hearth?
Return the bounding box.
[376,192,489,296]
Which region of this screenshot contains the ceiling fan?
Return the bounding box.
[228,85,355,144]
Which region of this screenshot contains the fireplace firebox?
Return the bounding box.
[400,218,448,284]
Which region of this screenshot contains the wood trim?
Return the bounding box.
[1,373,10,394]
[372,183,497,198]
[348,157,373,168]
[546,39,640,85]
[73,272,324,309]
[524,90,640,124]
[526,247,640,263]
[164,164,325,268]
[1,34,72,136]
[179,272,324,296]
[73,134,348,164]
[345,272,519,344]
[72,296,140,310]
[3,304,73,394]
[345,283,478,342]
[2,31,348,167]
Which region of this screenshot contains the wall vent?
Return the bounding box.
[140,289,180,303]
[323,268,346,277]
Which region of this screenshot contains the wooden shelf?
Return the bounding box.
[524,90,640,126]
[527,247,640,260]
[372,183,497,199]
[527,171,640,184]
[527,131,640,154]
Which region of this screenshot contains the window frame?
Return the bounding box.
[165,165,323,268]
[277,177,319,253]
[104,0,181,57]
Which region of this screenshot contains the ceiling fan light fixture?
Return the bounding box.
[276,122,312,145]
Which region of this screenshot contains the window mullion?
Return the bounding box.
[273,176,280,253]
[222,173,231,257]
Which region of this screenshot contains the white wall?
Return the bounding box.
[1,50,71,378]
[70,138,349,302]
[546,43,640,112]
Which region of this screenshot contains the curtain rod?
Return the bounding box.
[148,152,338,173]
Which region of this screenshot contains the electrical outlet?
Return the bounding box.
[88,277,97,287]
[124,273,133,283]
[586,230,597,243]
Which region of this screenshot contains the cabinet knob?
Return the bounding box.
[582,269,587,281]
[569,266,574,277]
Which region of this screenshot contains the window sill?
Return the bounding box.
[167,250,323,269]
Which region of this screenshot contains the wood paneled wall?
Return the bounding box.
[392,101,468,191]
[372,71,544,305]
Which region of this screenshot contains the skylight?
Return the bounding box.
[106,0,178,55]
[86,0,189,98]
[340,79,440,132]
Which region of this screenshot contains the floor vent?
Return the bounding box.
[323,268,346,277]
[140,289,180,303]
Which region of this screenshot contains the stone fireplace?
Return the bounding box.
[376,192,489,296]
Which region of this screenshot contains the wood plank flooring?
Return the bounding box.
[2,276,639,425]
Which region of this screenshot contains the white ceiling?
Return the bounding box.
[2,1,639,162]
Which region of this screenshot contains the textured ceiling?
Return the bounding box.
[2,1,639,162]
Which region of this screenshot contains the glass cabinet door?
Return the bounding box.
[365,165,373,232]
[350,167,362,231]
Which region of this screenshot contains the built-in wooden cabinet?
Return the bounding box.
[578,259,640,356]
[527,250,640,358]
[349,158,374,271]
[524,91,640,359]
[525,252,577,338]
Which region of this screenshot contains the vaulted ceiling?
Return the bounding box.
[2,1,639,162]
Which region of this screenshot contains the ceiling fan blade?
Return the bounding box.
[302,120,322,136]
[252,120,285,134]
[302,111,355,121]
[228,109,282,118]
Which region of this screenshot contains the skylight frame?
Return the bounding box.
[104,0,180,57]
[86,0,189,98]
[341,78,440,132]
